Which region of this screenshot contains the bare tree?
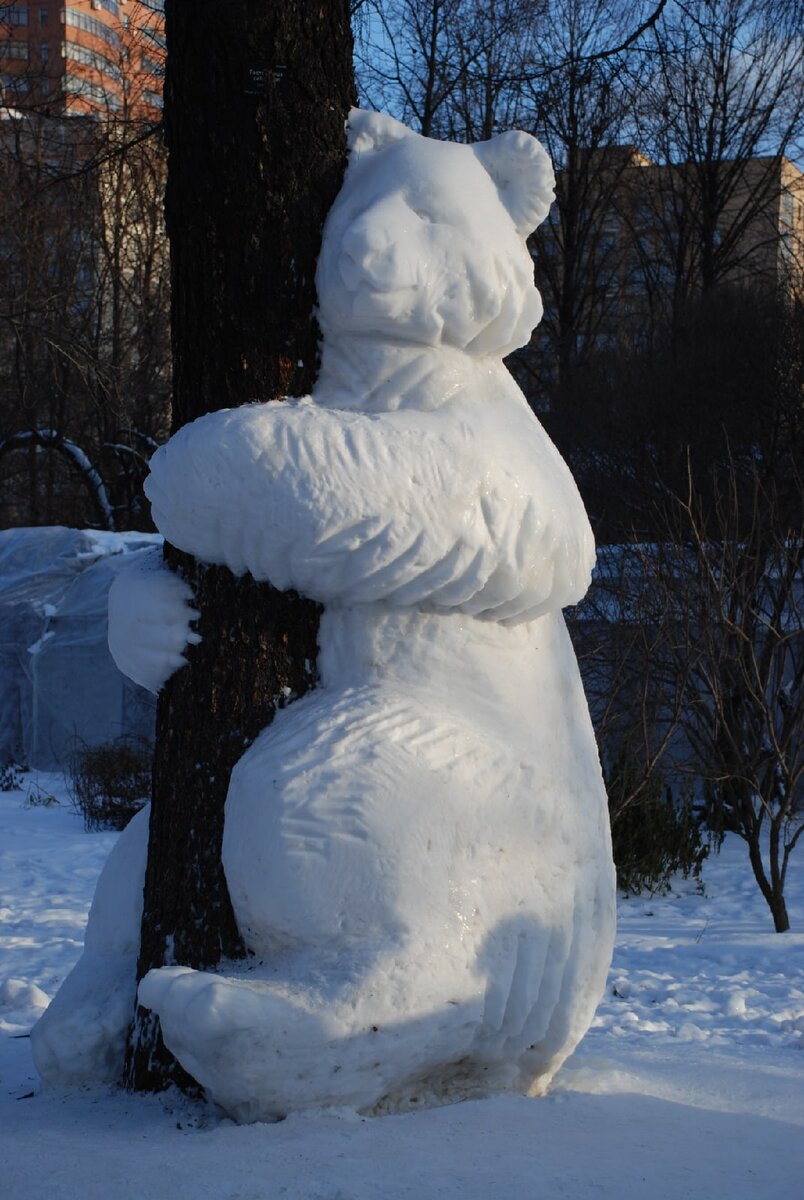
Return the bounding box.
[510,1,656,428]
[444,0,537,141]
[0,109,170,529]
[647,456,804,932]
[0,3,171,526]
[357,0,501,138]
[637,0,804,325]
[565,536,704,893]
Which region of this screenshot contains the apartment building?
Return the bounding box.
[0,1,164,119]
[624,153,803,289]
[533,147,804,362]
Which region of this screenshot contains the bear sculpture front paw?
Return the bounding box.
[107,546,201,694]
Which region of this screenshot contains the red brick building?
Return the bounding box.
[0,1,164,120]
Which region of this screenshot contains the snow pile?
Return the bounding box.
[1,785,802,1199]
[34,109,615,1119]
[0,527,161,769]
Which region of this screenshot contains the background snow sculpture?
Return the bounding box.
[33,109,616,1119]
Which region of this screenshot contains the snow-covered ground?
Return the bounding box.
[1,773,802,1199]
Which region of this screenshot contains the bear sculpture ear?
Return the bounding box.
[347,108,416,155]
[474,130,555,237]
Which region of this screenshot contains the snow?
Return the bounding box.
[134,605,612,1120]
[31,805,148,1085]
[0,527,160,769]
[145,363,594,620]
[1,781,802,1197]
[316,111,549,356]
[107,547,201,694]
[60,109,612,1117]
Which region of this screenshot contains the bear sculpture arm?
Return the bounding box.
[144,399,595,623]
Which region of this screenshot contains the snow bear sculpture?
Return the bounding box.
[33,110,615,1120]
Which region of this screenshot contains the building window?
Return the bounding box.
[63,7,120,50]
[64,39,122,82]
[40,41,48,59]
[0,38,29,59]
[141,26,164,49]
[64,72,120,110]
[40,7,49,23]
[0,7,28,26]
[0,69,30,91]
[780,189,795,231]
[140,53,163,78]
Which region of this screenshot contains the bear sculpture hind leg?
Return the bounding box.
[32,806,149,1085]
[138,870,611,1120]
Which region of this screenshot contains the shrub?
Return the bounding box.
[0,760,24,791]
[605,748,708,896]
[70,738,152,831]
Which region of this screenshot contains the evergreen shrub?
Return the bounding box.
[605,747,708,895]
[0,759,24,791]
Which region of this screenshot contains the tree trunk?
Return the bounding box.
[768,819,791,934]
[125,0,356,1092]
[770,895,791,935]
[747,833,790,935]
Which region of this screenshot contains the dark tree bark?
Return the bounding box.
[125,1,356,1092]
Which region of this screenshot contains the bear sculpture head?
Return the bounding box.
[316,110,555,359]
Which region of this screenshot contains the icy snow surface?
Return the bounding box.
[36,109,615,1117]
[1,784,802,1199]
